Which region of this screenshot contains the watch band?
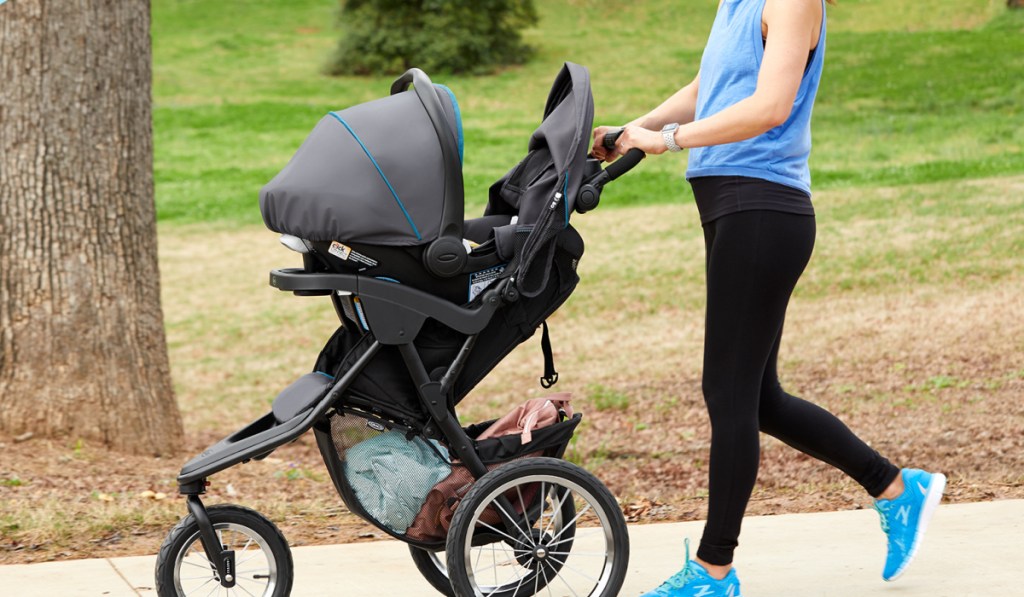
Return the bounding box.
[662,123,683,152]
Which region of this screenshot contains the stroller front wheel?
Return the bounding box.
[445,457,628,597]
[155,504,293,597]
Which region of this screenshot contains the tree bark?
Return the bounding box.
[0,0,183,455]
[1009,0,1023,9]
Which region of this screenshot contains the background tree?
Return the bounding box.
[327,0,538,75]
[0,0,183,455]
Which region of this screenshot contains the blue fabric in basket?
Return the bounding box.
[344,431,451,534]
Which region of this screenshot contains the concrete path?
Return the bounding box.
[1,500,1020,596]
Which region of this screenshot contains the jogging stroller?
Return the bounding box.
[156,63,646,597]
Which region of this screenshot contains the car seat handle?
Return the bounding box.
[391,68,467,278]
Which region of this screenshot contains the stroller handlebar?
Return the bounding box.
[575,129,645,214]
[600,127,646,182]
[604,148,646,182]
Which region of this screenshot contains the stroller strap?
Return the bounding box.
[540,321,558,389]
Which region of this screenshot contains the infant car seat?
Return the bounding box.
[259,64,594,306]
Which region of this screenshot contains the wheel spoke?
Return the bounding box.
[183,558,216,571]
[548,554,601,583]
[547,502,592,546]
[473,519,527,546]
[235,551,266,567]
[543,488,571,537]
[491,499,535,545]
[548,527,602,548]
[551,558,583,597]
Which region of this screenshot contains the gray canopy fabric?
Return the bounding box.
[260,86,462,246]
[487,62,595,296]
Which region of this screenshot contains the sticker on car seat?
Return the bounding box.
[468,265,506,302]
[329,241,378,268]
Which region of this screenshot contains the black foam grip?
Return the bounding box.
[603,128,624,150]
[604,148,646,182]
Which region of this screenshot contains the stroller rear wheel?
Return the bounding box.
[155,504,293,597]
[409,546,455,597]
[445,458,628,597]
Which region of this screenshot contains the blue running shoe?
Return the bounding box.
[641,539,742,597]
[873,468,946,581]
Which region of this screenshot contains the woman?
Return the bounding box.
[591,1,945,595]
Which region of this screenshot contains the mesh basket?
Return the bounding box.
[329,413,452,537]
[326,409,582,544]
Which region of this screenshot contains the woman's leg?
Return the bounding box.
[697,210,816,566]
[758,330,901,497]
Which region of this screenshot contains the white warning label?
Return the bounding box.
[328,241,351,260]
[468,265,505,302]
[328,241,378,268]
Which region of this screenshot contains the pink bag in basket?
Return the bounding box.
[478,392,573,443]
[404,393,573,542]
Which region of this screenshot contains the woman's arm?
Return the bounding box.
[628,72,702,131]
[591,72,700,161]
[607,0,822,158]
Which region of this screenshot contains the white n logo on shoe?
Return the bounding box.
[897,505,911,526]
[693,585,715,597]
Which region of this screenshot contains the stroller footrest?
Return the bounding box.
[272,372,334,423]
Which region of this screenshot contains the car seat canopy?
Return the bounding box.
[260,86,463,246]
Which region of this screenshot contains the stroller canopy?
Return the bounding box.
[260,73,464,246]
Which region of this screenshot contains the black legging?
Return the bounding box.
[696,208,900,566]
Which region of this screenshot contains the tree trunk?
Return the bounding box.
[1009,0,1023,9]
[0,0,183,455]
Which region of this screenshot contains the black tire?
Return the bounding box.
[410,546,456,596]
[445,458,628,597]
[155,504,293,597]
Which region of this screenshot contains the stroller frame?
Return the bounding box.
[175,269,511,575]
[163,65,645,597]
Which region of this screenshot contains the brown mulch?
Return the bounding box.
[3,275,1023,565]
[2,358,1022,566]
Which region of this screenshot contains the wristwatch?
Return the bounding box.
[661,123,683,152]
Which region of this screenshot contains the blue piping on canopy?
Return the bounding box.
[327,112,422,241]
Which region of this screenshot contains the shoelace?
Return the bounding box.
[651,538,699,594]
[662,564,698,590]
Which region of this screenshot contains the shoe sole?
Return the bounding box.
[884,472,946,582]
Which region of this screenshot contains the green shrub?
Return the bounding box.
[326,0,538,76]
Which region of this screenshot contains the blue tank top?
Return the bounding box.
[686,0,826,196]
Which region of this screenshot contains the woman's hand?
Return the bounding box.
[591,125,667,162]
[590,125,622,162]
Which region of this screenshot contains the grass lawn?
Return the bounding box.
[152,0,1024,223]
